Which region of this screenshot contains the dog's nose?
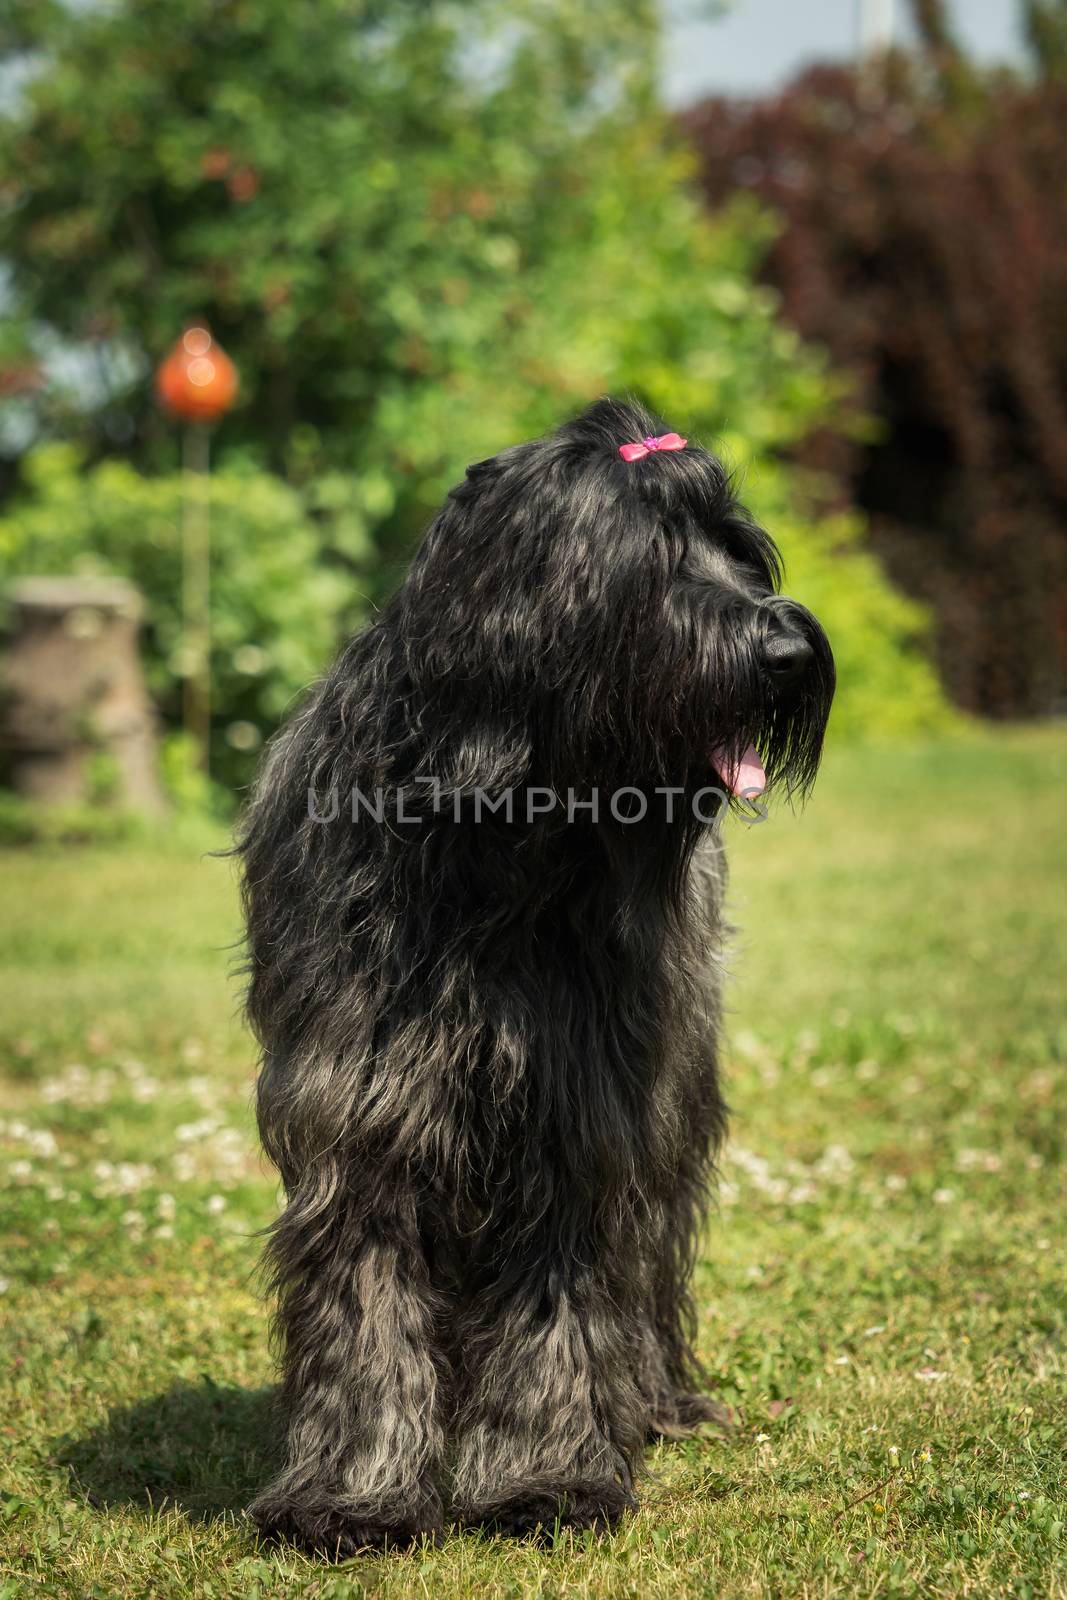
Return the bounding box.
[761,616,814,686]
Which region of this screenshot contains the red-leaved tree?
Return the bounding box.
[683,1,1067,717]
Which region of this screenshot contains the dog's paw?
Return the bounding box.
[457,1477,636,1540]
[250,1490,442,1559]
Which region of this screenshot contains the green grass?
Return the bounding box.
[1,727,1065,1599]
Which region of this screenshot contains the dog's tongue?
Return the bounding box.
[711,741,766,798]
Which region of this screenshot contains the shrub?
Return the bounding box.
[0,446,355,793]
[683,11,1067,718]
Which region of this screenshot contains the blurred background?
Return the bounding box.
[0,7,1065,1594]
[1,0,1064,817]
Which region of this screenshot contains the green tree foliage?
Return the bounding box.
[0,0,950,785]
[2,0,676,507]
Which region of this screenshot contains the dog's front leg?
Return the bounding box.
[450,1249,643,1536]
[249,1187,444,1557]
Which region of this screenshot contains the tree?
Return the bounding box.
[1,1,670,508]
[683,3,1067,718]
[0,0,950,781]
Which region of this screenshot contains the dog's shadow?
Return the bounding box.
[58,1379,738,1538]
[56,1378,279,1524]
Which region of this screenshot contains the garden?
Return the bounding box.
[1,2,1064,1596]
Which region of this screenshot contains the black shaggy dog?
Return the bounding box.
[237,396,834,1556]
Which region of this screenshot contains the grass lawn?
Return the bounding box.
[1,726,1065,1599]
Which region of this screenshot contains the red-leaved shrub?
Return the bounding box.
[683,44,1067,717]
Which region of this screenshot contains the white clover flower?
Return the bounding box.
[817,1144,854,1176]
[24,1129,58,1157]
[955,1149,1002,1174]
[175,1117,218,1143]
[116,1162,153,1193]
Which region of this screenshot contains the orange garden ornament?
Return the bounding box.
[155,327,239,777]
[155,326,238,422]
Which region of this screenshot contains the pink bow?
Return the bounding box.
[618,432,687,462]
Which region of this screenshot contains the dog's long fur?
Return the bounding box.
[237,396,834,1554]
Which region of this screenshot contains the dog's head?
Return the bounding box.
[398,395,834,804]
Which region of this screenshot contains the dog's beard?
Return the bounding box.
[702,615,835,805]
